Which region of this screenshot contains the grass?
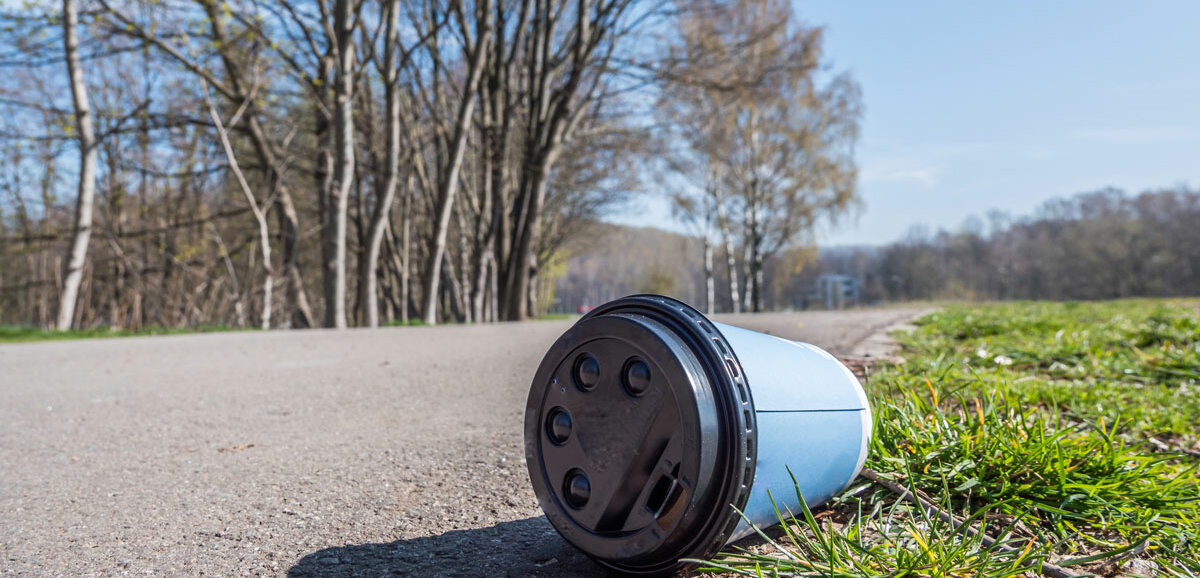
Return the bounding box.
[702,299,1200,577]
[0,324,248,344]
[384,318,427,327]
[536,312,580,321]
[1,312,576,341]
[384,312,578,325]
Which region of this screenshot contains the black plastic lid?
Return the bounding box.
[524,295,757,574]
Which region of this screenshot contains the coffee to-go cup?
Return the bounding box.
[524,294,871,574]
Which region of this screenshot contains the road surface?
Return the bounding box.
[0,308,926,577]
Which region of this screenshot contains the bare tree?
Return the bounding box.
[500,0,634,321]
[715,181,740,313]
[325,0,359,328]
[203,86,272,329]
[2,0,678,329]
[359,0,403,328]
[56,0,99,330]
[97,0,317,328]
[658,3,744,314]
[419,0,492,325]
[661,0,861,312]
[671,189,716,315]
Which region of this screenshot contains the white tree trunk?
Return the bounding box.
[704,239,715,316]
[715,191,740,314]
[746,193,763,313]
[328,0,356,329]
[400,174,412,324]
[742,220,753,313]
[57,0,98,331]
[205,88,272,329]
[703,176,716,315]
[422,8,491,325]
[361,0,401,328]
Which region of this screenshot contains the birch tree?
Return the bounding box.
[660,0,861,312]
[3,0,667,328]
[359,0,404,328]
[418,0,491,325]
[500,0,634,321]
[56,0,98,330]
[97,0,318,328]
[324,0,358,328]
[204,87,273,329]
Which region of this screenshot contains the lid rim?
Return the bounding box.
[577,295,758,574]
[525,313,718,562]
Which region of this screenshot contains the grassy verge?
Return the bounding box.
[384,319,427,327]
[2,311,576,342]
[536,313,580,321]
[0,324,248,344]
[703,299,1200,577]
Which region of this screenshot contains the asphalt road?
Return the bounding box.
[0,308,925,577]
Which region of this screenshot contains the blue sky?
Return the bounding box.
[613,1,1200,246]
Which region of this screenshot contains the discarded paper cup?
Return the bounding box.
[523,294,871,574]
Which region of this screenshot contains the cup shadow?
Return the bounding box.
[287,516,616,577]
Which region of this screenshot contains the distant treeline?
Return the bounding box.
[548,187,1200,314]
[797,187,1200,304]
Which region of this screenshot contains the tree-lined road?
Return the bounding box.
[0,308,924,577]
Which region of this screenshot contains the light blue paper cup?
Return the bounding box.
[712,321,871,541]
[524,294,871,574]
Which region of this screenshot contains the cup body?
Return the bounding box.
[712,322,870,541]
[523,295,871,574]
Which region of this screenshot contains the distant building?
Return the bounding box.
[812,274,860,310]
